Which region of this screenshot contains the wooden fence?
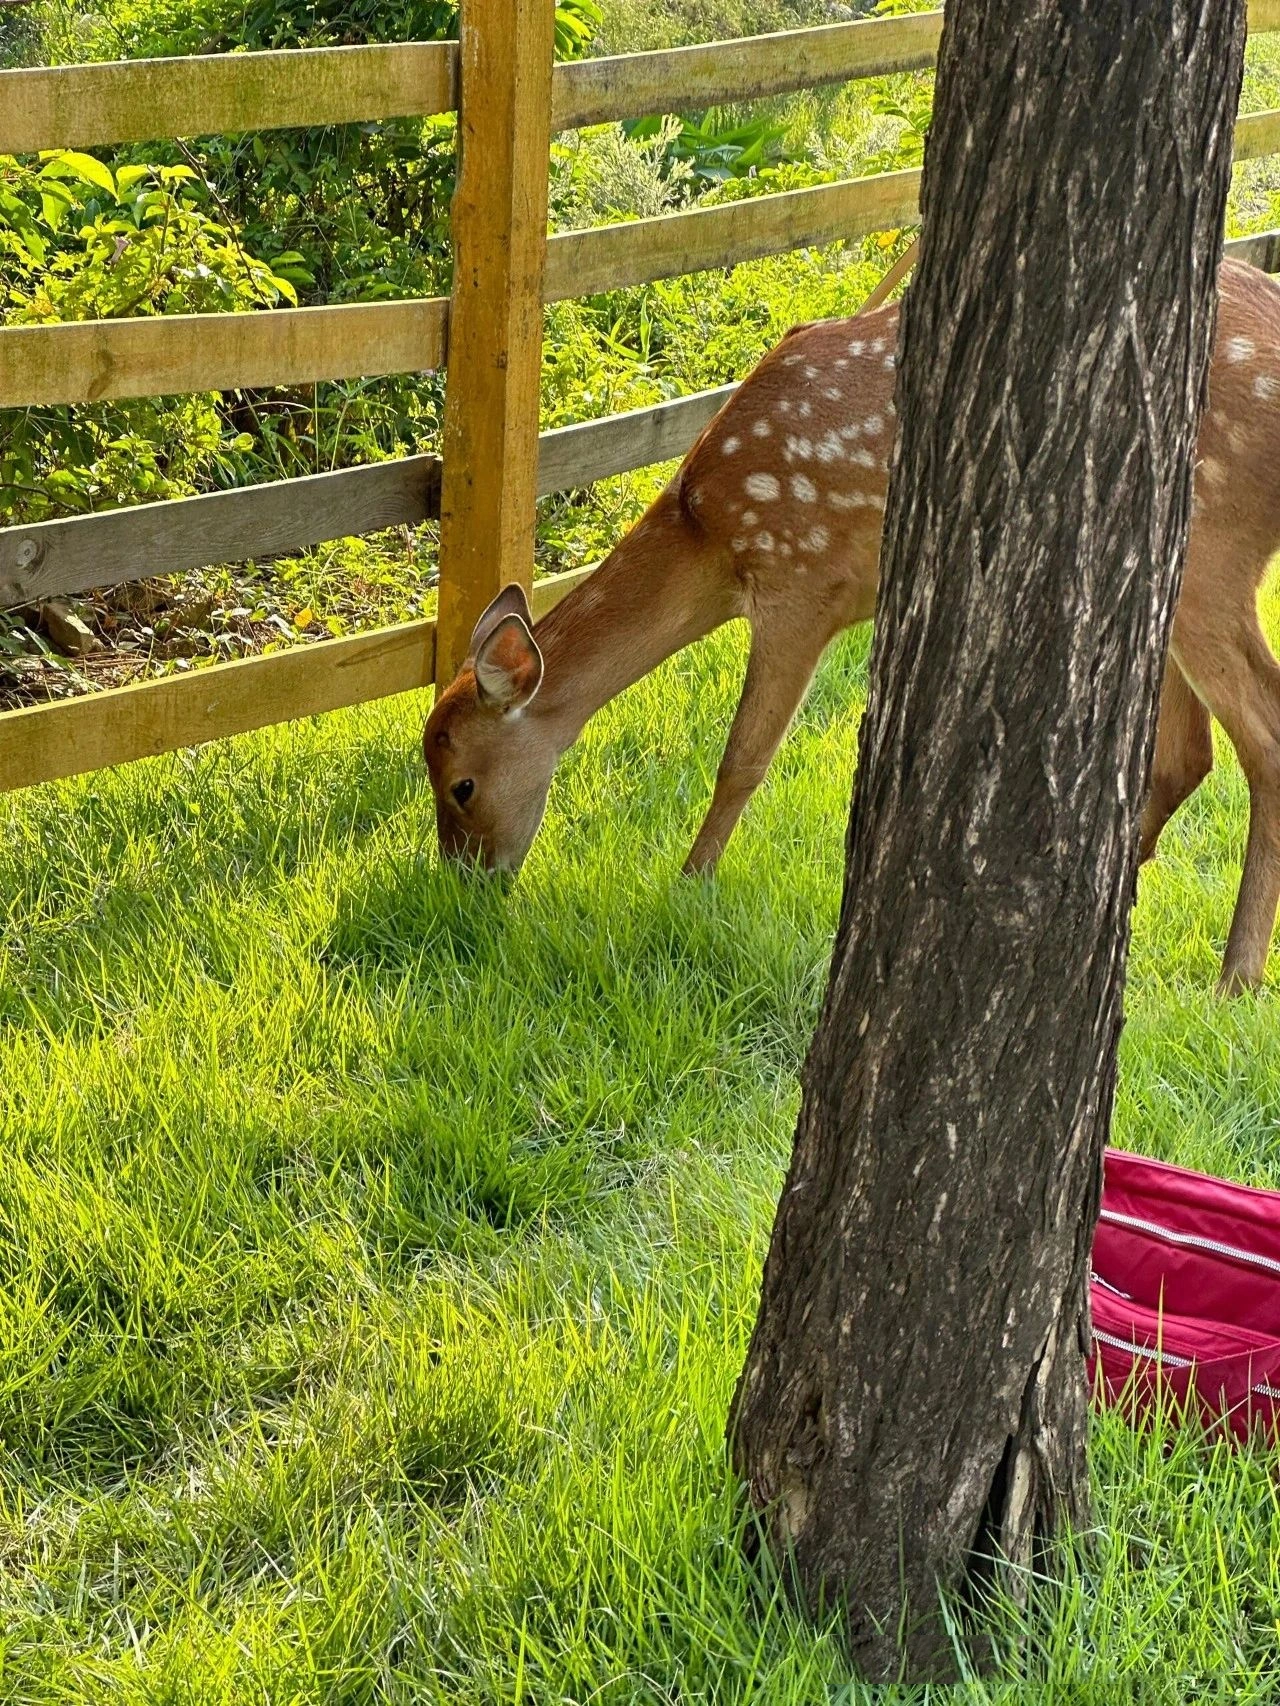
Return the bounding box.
[3,0,1280,793]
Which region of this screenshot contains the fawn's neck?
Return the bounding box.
[531,486,736,749]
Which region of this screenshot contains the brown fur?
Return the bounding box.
[425,258,1280,993]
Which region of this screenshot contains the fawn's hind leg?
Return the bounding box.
[1173,580,1280,994]
[1138,660,1214,864]
[683,616,825,874]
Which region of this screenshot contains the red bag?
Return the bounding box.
[1090,1148,1280,1443]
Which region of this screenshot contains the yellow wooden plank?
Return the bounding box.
[552,12,943,131]
[0,622,434,792]
[435,0,557,682]
[1234,107,1280,161]
[545,168,922,299]
[0,42,457,155]
[551,0,1280,131]
[0,564,594,793]
[0,297,448,408]
[1,1,1276,160]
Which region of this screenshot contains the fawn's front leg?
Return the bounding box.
[683,617,825,874]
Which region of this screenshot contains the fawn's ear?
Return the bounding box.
[474,613,544,711]
[469,583,534,659]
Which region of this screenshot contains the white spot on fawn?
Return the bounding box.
[804,364,821,379]
[785,436,813,461]
[823,386,843,401]
[883,353,896,371]
[776,399,793,417]
[838,423,862,441]
[798,400,813,419]
[828,491,865,510]
[752,418,772,437]
[848,339,865,356]
[731,537,749,553]
[1201,457,1225,486]
[852,448,877,468]
[721,436,740,455]
[815,432,845,463]
[755,531,775,552]
[799,526,830,553]
[1227,335,1255,363]
[1255,374,1279,401]
[871,338,885,354]
[791,474,818,503]
[744,472,781,502]
[741,510,758,527]
[863,414,884,436]
[782,352,805,366]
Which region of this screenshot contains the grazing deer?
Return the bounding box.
[425,258,1280,994]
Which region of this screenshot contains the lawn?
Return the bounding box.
[2,575,1279,1701]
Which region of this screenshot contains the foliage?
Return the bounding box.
[863,83,933,173]
[623,110,799,186]
[1,149,298,321]
[41,0,600,59]
[0,150,298,526]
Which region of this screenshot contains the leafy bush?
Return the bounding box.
[623,111,798,186]
[1,150,297,322]
[41,0,600,59]
[0,150,304,525]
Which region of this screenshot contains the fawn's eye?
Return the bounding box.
[451,778,475,808]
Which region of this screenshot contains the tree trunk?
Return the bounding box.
[729,0,1246,1683]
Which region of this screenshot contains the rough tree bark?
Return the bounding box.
[729,0,1246,1683]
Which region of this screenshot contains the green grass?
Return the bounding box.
[1,588,1280,1702]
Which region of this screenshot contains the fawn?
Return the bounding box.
[424,258,1280,994]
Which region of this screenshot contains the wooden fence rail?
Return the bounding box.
[0,298,448,410]
[0,385,737,609]
[0,42,458,153]
[7,0,1280,155]
[10,91,1279,410]
[0,563,594,793]
[4,0,1280,797]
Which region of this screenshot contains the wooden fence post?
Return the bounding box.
[434,0,556,684]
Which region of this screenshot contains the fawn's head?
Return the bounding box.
[423,584,555,872]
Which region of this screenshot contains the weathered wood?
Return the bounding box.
[1234,106,1280,160]
[729,0,1247,1681]
[551,12,943,132]
[553,0,1280,128]
[3,1,1278,158]
[545,168,923,299]
[12,206,1280,610]
[0,391,729,610]
[0,296,448,409]
[1225,226,1280,269]
[0,622,435,793]
[435,0,556,681]
[0,458,442,610]
[0,563,595,793]
[0,42,457,154]
[535,384,736,495]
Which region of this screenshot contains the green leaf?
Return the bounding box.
[42,151,117,198]
[116,165,152,191]
[40,191,71,230]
